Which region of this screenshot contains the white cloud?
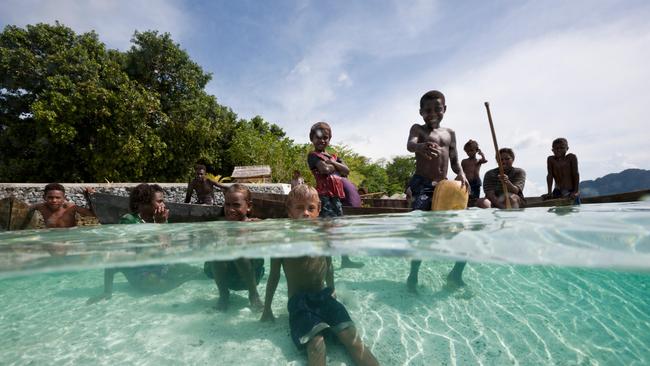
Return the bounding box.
[334,17,650,196]
[0,0,190,49]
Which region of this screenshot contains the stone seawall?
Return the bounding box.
[0,183,291,207]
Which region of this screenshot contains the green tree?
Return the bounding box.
[385,155,415,194]
[0,22,166,182]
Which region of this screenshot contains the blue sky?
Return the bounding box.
[2,0,649,195]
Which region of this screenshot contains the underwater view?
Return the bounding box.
[1,202,649,365]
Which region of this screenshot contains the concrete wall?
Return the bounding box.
[0,183,291,207]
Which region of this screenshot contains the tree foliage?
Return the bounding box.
[0,22,415,190]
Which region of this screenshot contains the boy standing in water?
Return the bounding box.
[461,140,488,201]
[308,121,364,269]
[206,184,265,311]
[261,185,379,366]
[405,90,469,291]
[185,164,226,205]
[543,138,580,200]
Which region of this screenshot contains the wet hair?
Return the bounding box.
[225,183,251,203]
[44,183,65,194]
[195,164,206,171]
[420,90,446,109]
[552,138,568,146]
[499,148,515,159]
[309,121,332,140]
[464,139,479,151]
[129,183,155,213]
[287,184,320,208]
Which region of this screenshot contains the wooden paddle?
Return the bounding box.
[484,102,512,209]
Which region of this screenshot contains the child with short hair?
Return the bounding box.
[308,121,363,269]
[406,90,468,291]
[543,138,580,200]
[205,184,265,311]
[27,183,95,228]
[185,164,226,205]
[261,185,379,366]
[461,139,488,200]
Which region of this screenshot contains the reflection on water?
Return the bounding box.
[1,202,650,364]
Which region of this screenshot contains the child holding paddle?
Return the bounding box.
[405,90,469,291]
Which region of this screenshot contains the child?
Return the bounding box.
[308,121,364,269]
[476,148,526,209]
[87,184,201,305]
[185,164,226,205]
[27,183,95,228]
[290,169,305,188]
[206,184,265,311]
[261,185,379,366]
[461,140,488,200]
[405,90,469,291]
[543,138,580,200]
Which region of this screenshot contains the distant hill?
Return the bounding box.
[580,169,650,197]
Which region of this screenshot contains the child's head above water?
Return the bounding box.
[286,184,321,219]
[43,183,66,210]
[224,183,252,221]
[551,137,569,157]
[309,121,332,152]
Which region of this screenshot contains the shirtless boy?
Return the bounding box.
[406,90,469,291]
[206,184,264,311]
[261,185,379,366]
[185,164,226,205]
[543,138,580,200]
[461,140,488,200]
[28,183,95,228]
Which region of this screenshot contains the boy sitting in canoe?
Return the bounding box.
[261,185,379,366]
[476,148,526,209]
[542,138,580,200]
[204,184,265,311]
[185,164,226,205]
[26,183,95,229]
[405,90,469,291]
[86,183,202,305]
[461,139,488,201]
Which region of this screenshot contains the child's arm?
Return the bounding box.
[328,158,350,176]
[448,131,469,188]
[184,181,194,203]
[86,268,117,305]
[261,258,282,322]
[569,154,580,196]
[326,257,334,290]
[478,149,487,164]
[407,125,439,159]
[207,178,227,191]
[545,156,554,197]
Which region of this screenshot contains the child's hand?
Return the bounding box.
[419,142,440,159]
[153,205,169,223]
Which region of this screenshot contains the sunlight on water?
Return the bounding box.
[1,202,649,278]
[1,202,649,365]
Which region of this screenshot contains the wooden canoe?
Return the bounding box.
[0,196,35,230]
[89,193,224,224]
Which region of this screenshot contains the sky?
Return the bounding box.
[1,0,649,195]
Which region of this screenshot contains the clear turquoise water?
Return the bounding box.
[1,203,649,365]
